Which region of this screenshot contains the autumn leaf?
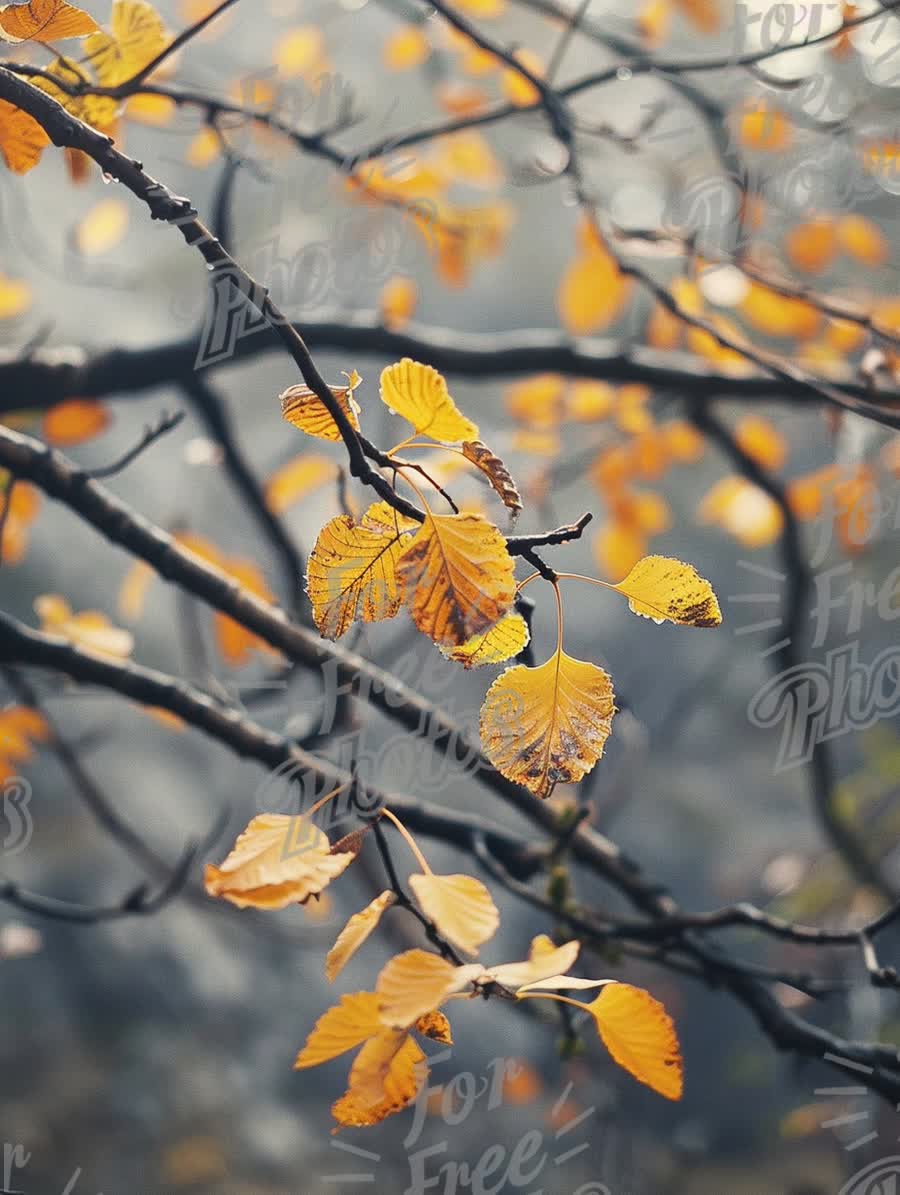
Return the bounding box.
[593,520,646,581]
[587,982,683,1100]
[379,359,478,442]
[43,400,110,446]
[0,273,31,319]
[675,0,719,31]
[409,873,500,955]
[0,98,50,174]
[487,935,581,990]
[0,705,49,783]
[376,949,478,1028]
[502,48,543,106]
[397,512,516,647]
[0,482,40,565]
[307,504,416,640]
[415,1011,452,1044]
[204,814,356,910]
[274,25,326,77]
[0,0,99,42]
[264,455,336,514]
[480,650,616,798]
[439,611,530,668]
[333,1031,427,1128]
[75,199,129,255]
[280,371,362,442]
[35,595,134,658]
[784,219,837,275]
[836,213,889,268]
[325,891,397,982]
[294,992,384,1068]
[506,374,566,428]
[380,276,417,330]
[383,25,430,70]
[613,556,722,627]
[461,440,523,516]
[558,238,630,335]
[84,0,170,87]
[699,476,784,548]
[734,415,787,472]
[33,56,119,135]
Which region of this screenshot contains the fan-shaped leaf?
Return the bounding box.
[294,992,383,1069]
[409,873,500,955]
[587,982,683,1101]
[613,556,722,627]
[380,358,478,441]
[0,0,99,42]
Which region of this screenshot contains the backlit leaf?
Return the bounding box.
[784,219,837,274]
[0,0,98,42]
[35,594,133,658]
[397,512,516,647]
[380,358,478,442]
[380,276,417,330]
[698,476,784,548]
[734,415,787,471]
[409,872,500,955]
[376,949,463,1028]
[613,555,722,627]
[280,371,362,442]
[558,240,630,335]
[836,213,889,268]
[439,611,530,668]
[0,98,50,173]
[480,650,616,798]
[587,982,683,1100]
[325,891,397,982]
[294,992,383,1068]
[85,0,170,87]
[75,198,129,255]
[0,273,31,318]
[204,815,356,910]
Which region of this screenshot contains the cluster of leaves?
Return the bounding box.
[204,808,683,1128]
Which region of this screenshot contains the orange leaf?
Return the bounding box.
[587,982,683,1100]
[42,400,110,446]
[558,242,630,335]
[0,98,50,173]
[734,415,787,472]
[326,891,397,982]
[0,0,99,42]
[784,219,837,275]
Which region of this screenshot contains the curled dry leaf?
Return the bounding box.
[333,1031,427,1128]
[408,872,500,955]
[414,1011,453,1044]
[204,814,356,910]
[280,371,362,442]
[462,440,523,516]
[306,504,415,640]
[438,611,530,668]
[587,982,683,1101]
[380,358,478,442]
[613,556,722,627]
[397,512,516,647]
[294,992,383,1069]
[325,890,397,982]
[480,651,616,798]
[0,0,99,42]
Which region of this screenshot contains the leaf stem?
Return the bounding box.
[381,806,433,874]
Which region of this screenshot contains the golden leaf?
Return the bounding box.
[325,890,397,982]
[84,0,169,87]
[397,512,516,647]
[33,56,119,133]
[613,555,722,627]
[0,705,49,783]
[204,815,356,910]
[376,949,465,1028]
[408,873,500,955]
[294,992,383,1069]
[307,506,414,640]
[675,0,719,31]
[587,982,683,1100]
[734,415,787,472]
[0,0,99,42]
[487,936,581,989]
[593,520,646,581]
[383,25,430,70]
[505,374,565,428]
[75,199,129,256]
[415,1011,453,1044]
[43,400,110,447]
[462,440,523,515]
[264,455,336,514]
[558,241,630,335]
[836,213,889,268]
[35,595,134,658]
[0,273,31,319]
[480,651,615,798]
[379,358,478,441]
[280,372,361,442]
[380,276,417,330]
[0,482,40,565]
[698,476,784,548]
[438,611,530,668]
[274,25,326,77]
[502,48,543,106]
[784,219,837,275]
[333,1031,427,1127]
[0,98,50,174]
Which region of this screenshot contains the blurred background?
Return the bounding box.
[1,0,900,1190]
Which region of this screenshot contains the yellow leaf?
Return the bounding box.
[439,611,530,668]
[333,1031,427,1127]
[35,595,134,658]
[593,520,646,581]
[784,219,837,275]
[488,936,581,989]
[383,25,430,70]
[85,0,170,87]
[0,98,50,173]
[675,0,719,31]
[740,281,821,341]
[397,512,516,647]
[274,25,325,77]
[739,101,792,152]
[409,873,500,955]
[414,1011,453,1044]
[480,650,616,798]
[307,506,414,640]
[0,0,99,42]
[461,440,522,515]
[33,56,119,134]
[660,419,704,463]
[836,214,889,268]
[125,91,175,124]
[0,273,31,319]
[0,705,48,783]
[698,476,784,548]
[734,415,787,471]
[613,555,722,627]
[587,982,683,1100]
[376,949,463,1028]
[380,276,417,330]
[42,399,110,446]
[75,198,129,256]
[280,371,362,442]
[186,126,219,168]
[566,380,615,422]
[264,454,335,514]
[638,0,671,46]
[505,374,566,428]
[0,483,40,565]
[380,358,478,441]
[294,992,383,1068]
[558,243,630,335]
[204,814,356,910]
[325,891,397,983]
[437,131,502,188]
[502,49,543,107]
